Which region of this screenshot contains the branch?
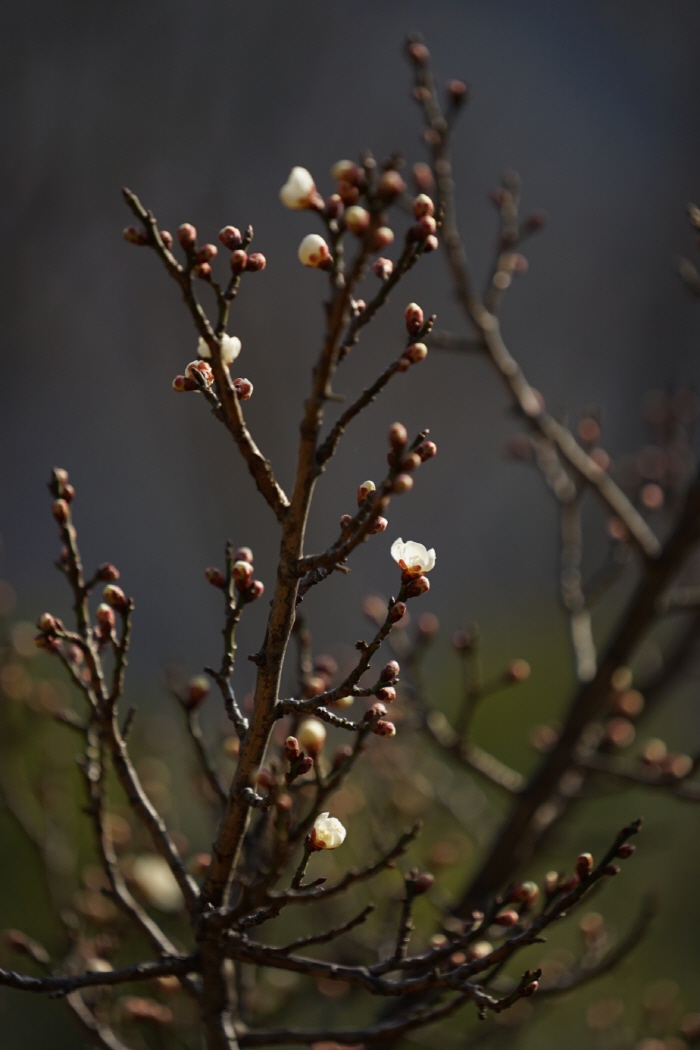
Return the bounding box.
[0,953,197,998]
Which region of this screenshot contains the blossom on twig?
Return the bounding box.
[310,812,347,850]
[298,233,331,268]
[280,167,321,210]
[197,334,241,366]
[390,538,436,577]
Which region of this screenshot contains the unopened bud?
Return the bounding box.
[369,516,388,534]
[423,234,439,252]
[407,41,429,65]
[410,872,435,895]
[96,604,116,629]
[357,479,376,505]
[123,225,149,245]
[603,863,621,877]
[38,613,58,633]
[52,499,69,523]
[543,871,559,897]
[378,170,406,200]
[523,210,547,234]
[232,377,254,400]
[193,262,212,280]
[244,579,264,601]
[415,442,436,463]
[186,674,210,710]
[219,226,242,249]
[298,234,331,269]
[413,163,435,193]
[522,980,539,997]
[331,159,362,184]
[418,612,439,637]
[160,231,173,249]
[177,224,197,250]
[403,342,428,364]
[389,422,408,449]
[381,660,400,681]
[617,843,636,859]
[376,685,396,704]
[575,853,594,878]
[372,719,396,737]
[405,575,430,598]
[245,252,266,272]
[103,585,128,612]
[173,375,198,392]
[230,249,248,273]
[401,452,422,472]
[392,473,414,494]
[96,563,120,582]
[510,880,539,907]
[446,79,468,105]
[233,547,253,563]
[372,227,394,251]
[326,194,344,220]
[196,244,218,263]
[298,717,327,757]
[405,302,424,334]
[466,940,492,962]
[284,736,301,762]
[413,194,435,219]
[232,560,254,586]
[494,909,519,927]
[389,601,407,623]
[339,513,354,529]
[344,206,371,235]
[506,659,531,683]
[205,567,226,589]
[373,257,393,279]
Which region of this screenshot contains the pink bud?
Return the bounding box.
[381,660,400,681]
[413,194,435,219]
[205,567,226,589]
[193,262,212,279]
[413,163,435,194]
[96,604,116,629]
[284,736,301,762]
[369,516,388,534]
[52,499,69,523]
[245,253,266,272]
[123,225,149,245]
[412,872,435,895]
[447,79,468,105]
[160,231,173,249]
[423,234,439,252]
[173,374,199,392]
[403,342,428,364]
[372,720,396,737]
[38,613,58,633]
[186,674,210,710]
[232,560,254,587]
[230,250,248,273]
[603,863,621,877]
[232,377,254,400]
[378,170,406,200]
[617,843,636,859]
[246,580,265,601]
[407,41,429,65]
[405,575,430,598]
[344,206,371,235]
[185,360,214,386]
[405,302,424,334]
[495,909,519,927]
[103,585,128,612]
[389,422,408,449]
[177,224,197,250]
[400,453,422,472]
[357,479,376,505]
[372,227,395,251]
[389,601,407,623]
[196,244,218,263]
[416,441,437,461]
[233,547,253,563]
[96,563,120,582]
[376,685,396,704]
[339,513,354,529]
[372,257,394,280]
[575,853,594,879]
[219,226,242,249]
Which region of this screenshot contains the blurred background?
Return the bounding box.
[2,0,700,1046]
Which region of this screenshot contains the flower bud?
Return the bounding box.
[344,205,371,235]
[617,843,636,859]
[331,159,362,185]
[603,863,621,877]
[466,940,492,962]
[280,167,321,210]
[205,567,225,589]
[298,718,327,757]
[186,674,210,711]
[364,703,387,721]
[196,244,218,263]
[543,871,559,897]
[405,575,430,598]
[505,658,531,683]
[509,880,540,908]
[447,79,468,105]
[52,499,69,523]
[123,225,149,245]
[177,224,197,250]
[96,563,120,582]
[244,252,266,272]
[403,342,428,364]
[333,695,354,709]
[423,234,439,252]
[160,231,173,249]
[522,980,539,997]
[185,360,214,387]
[576,853,594,879]
[96,604,116,629]
[298,234,331,268]
[38,613,58,633]
[369,516,388,534]
[413,163,435,193]
[378,170,406,200]
[339,513,354,529]
[389,422,408,449]
[310,812,346,850]
[376,685,396,704]
[232,377,254,400]
[494,909,519,927]
[372,719,396,737]
[413,194,435,219]
[103,584,128,612]
[230,249,248,273]
[405,302,424,334]
[401,452,422,472]
[219,226,242,249]
[326,194,344,220]
[408,871,435,895]
[172,375,197,392]
[416,441,437,461]
[285,737,301,762]
[372,226,394,251]
[409,215,437,242]
[392,473,414,494]
[245,580,265,601]
[381,660,400,681]
[373,257,394,280]
[389,601,407,623]
[357,479,376,505]
[523,210,548,234]
[193,262,211,280]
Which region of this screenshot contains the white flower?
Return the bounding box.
[131,855,184,913]
[311,812,346,850]
[298,233,331,268]
[197,334,241,366]
[390,538,436,576]
[280,167,318,210]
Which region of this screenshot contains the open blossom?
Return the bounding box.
[310,812,346,850]
[280,167,320,210]
[391,538,436,577]
[197,334,241,366]
[298,233,331,268]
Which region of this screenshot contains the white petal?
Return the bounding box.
[390,538,406,564]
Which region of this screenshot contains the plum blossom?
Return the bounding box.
[298,234,331,268]
[390,538,436,577]
[197,334,241,366]
[310,812,346,850]
[280,167,320,210]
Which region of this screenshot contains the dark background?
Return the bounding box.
[1,1,700,1045]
